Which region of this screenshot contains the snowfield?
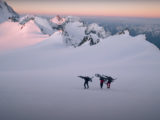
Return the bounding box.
[0,22,160,120]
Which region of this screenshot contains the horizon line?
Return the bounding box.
[19,12,160,19]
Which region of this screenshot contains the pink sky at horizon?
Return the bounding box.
[5,0,160,18]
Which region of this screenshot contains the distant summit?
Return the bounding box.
[51,15,65,25]
[118,29,130,35]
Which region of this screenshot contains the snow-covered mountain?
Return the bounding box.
[51,15,65,25]
[84,17,160,49]
[0,0,19,23]
[18,15,110,47]
[0,14,111,51]
[63,18,110,47]
[19,15,55,35]
[0,0,159,49]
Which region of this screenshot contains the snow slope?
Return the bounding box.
[0,0,19,23]
[64,21,87,46]
[0,30,160,120]
[34,16,55,35]
[19,15,55,36]
[0,21,48,51]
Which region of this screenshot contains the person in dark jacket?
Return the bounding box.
[95,74,107,89]
[78,76,93,89]
[104,76,116,88]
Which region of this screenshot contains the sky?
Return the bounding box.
[5,0,160,18]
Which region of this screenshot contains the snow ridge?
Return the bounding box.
[0,0,19,23]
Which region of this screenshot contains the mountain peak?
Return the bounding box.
[51,15,65,25]
[0,0,19,23]
[118,29,130,35]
